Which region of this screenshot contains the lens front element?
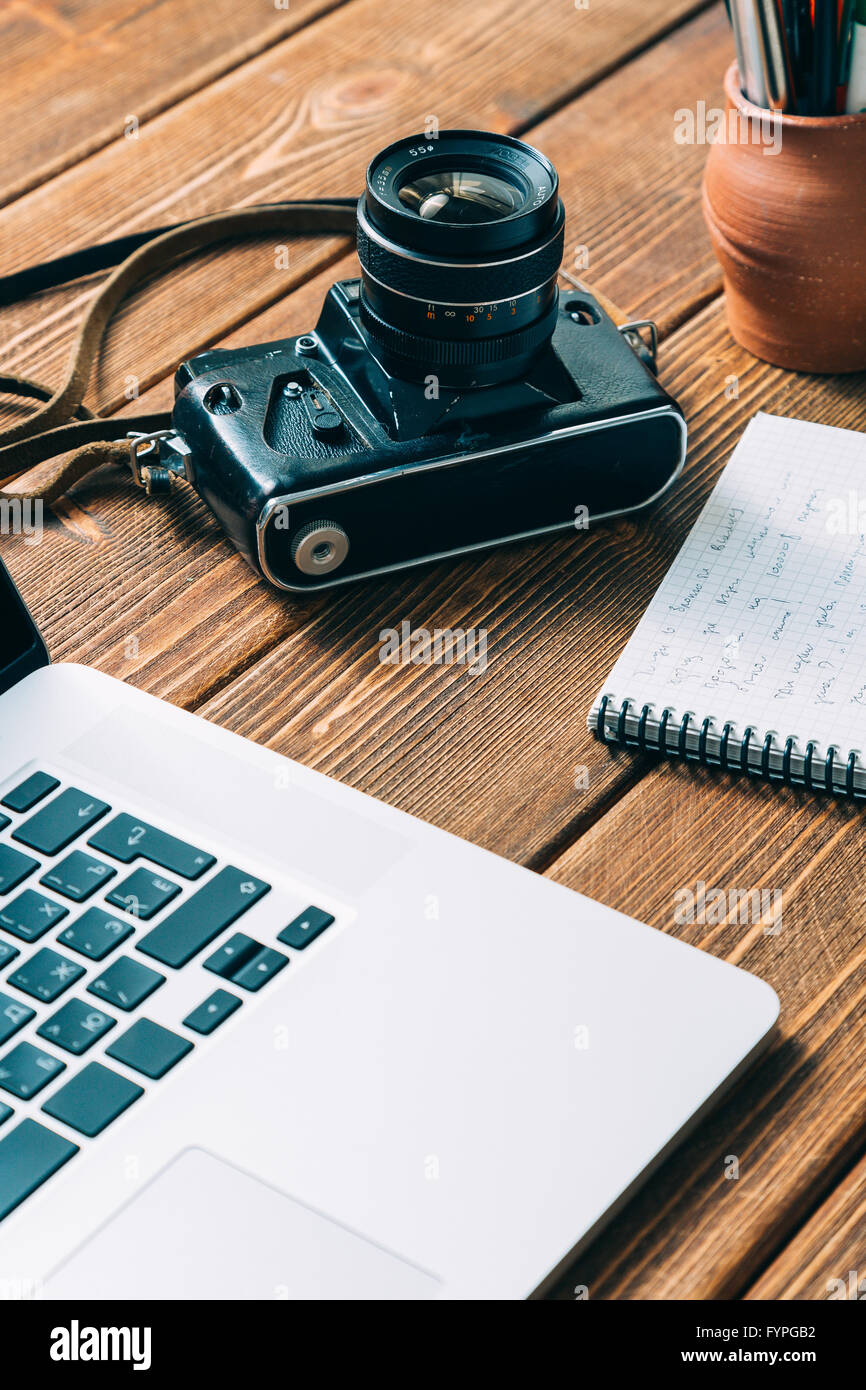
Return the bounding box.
[398,169,523,223]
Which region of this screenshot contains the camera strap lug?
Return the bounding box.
[127,430,191,495]
[618,319,658,374]
[559,270,658,372]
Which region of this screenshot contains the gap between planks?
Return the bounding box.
[737,1130,866,1299]
[508,0,720,137]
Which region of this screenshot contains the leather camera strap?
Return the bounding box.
[0,201,357,502]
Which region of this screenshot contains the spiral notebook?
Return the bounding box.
[589,412,866,798]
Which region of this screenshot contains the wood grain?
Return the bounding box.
[541,757,866,1299]
[0,0,346,207]
[746,1152,866,1299]
[0,2,726,413]
[1,0,717,269]
[528,4,730,331]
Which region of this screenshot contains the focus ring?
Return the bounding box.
[359,289,559,366]
[356,210,564,304]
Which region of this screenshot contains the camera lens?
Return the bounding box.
[356,130,565,387]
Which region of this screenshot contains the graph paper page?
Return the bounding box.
[593,413,866,755]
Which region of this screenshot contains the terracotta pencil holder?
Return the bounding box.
[703,62,866,374]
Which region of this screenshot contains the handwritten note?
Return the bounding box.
[593,413,866,758]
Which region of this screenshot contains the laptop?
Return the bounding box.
[0,555,778,1300]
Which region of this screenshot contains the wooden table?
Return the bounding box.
[2,0,864,1301]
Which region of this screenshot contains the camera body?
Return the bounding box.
[173,281,685,591]
[170,130,686,591]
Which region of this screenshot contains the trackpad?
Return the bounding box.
[46,1149,440,1300]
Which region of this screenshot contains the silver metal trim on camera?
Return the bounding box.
[356,200,564,271]
[255,404,687,593]
[359,264,555,310]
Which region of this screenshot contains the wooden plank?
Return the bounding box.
[746,1154,866,1299]
[529,3,729,331]
[0,0,346,207]
[540,758,866,1299]
[0,7,730,727]
[0,0,725,405]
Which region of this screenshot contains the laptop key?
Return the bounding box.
[137,867,270,969]
[0,844,39,895]
[0,993,35,1046]
[183,989,241,1035]
[0,814,8,832]
[38,999,116,1055]
[1,772,60,814]
[0,1118,78,1223]
[13,788,110,856]
[42,1062,143,1138]
[58,906,134,961]
[0,1042,65,1098]
[203,933,260,979]
[0,1103,12,1127]
[232,947,288,993]
[106,868,181,920]
[0,941,20,969]
[88,814,215,879]
[7,948,85,1002]
[0,889,68,942]
[278,905,335,951]
[106,1018,193,1079]
[40,851,116,903]
[88,957,165,1011]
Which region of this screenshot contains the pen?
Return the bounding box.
[755,0,798,109]
[845,0,866,109]
[838,0,855,73]
[730,0,771,104]
[786,0,815,110]
[813,0,839,113]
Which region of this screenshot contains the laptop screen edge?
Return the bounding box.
[0,553,50,696]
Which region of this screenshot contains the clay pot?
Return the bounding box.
[703,62,866,373]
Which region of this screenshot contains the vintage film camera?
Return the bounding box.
[166,131,686,590]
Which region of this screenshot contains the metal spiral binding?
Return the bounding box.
[593,697,864,799]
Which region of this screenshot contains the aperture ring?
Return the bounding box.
[359,288,559,367]
[356,214,564,304]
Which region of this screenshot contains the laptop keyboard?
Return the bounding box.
[0,769,337,1224]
